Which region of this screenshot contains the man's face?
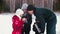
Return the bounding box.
[22,9,27,13]
[28,10,34,15]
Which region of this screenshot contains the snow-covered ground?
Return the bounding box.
[0,12,60,34]
[55,12,60,34]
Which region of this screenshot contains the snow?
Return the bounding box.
[0,12,60,34]
[55,12,60,34]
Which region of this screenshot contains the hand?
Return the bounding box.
[23,24,24,27]
[22,18,27,21]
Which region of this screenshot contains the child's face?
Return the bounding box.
[20,14,23,17]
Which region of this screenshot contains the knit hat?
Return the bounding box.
[16,8,24,15]
[15,8,24,19]
[21,3,28,9]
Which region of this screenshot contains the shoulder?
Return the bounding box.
[36,8,50,11]
[36,8,54,14]
[12,15,19,19]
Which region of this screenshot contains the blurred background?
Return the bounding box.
[0,0,60,13]
[0,0,60,34]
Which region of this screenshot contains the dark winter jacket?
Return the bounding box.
[33,8,57,34]
[22,13,32,32]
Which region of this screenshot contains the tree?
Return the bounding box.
[0,0,5,12]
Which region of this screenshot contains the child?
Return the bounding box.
[12,9,24,34]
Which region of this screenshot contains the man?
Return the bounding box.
[27,5,57,34]
[21,3,32,34]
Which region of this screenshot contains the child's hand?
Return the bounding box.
[23,24,24,27]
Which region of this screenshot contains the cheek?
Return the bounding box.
[28,12,33,15]
[20,15,23,17]
[23,10,26,12]
[30,11,33,14]
[31,11,33,13]
[28,12,31,14]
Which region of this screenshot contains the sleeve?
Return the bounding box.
[12,16,20,30]
[20,19,24,27]
[36,15,45,32]
[33,23,37,31]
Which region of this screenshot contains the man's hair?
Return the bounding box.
[27,5,36,12]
